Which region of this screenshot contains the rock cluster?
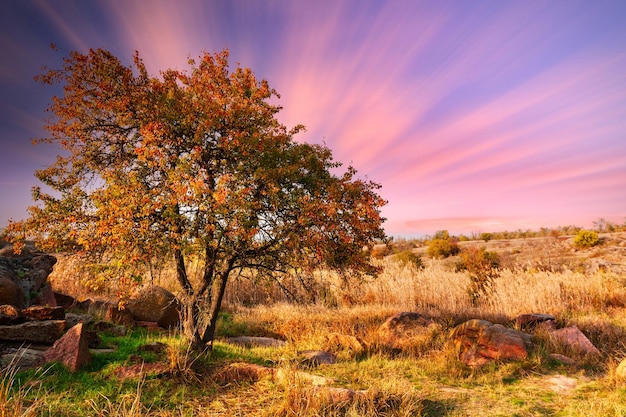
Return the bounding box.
[0,241,181,373]
[449,313,601,367]
[0,241,57,308]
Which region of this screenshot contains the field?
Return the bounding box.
[5,232,626,416]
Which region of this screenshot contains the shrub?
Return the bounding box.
[393,251,424,269]
[457,247,500,305]
[426,238,459,259]
[479,232,493,242]
[573,229,599,248]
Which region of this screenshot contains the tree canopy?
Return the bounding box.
[9,48,387,350]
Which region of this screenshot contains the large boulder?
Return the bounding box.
[377,312,437,350]
[549,326,600,356]
[0,320,65,344]
[0,245,57,308]
[0,277,23,308]
[125,286,180,328]
[450,319,533,367]
[44,323,92,372]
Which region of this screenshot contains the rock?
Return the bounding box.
[54,292,78,310]
[514,314,556,330]
[377,312,436,350]
[0,277,23,308]
[0,320,65,344]
[549,326,600,356]
[0,249,56,308]
[588,259,611,274]
[22,306,65,321]
[299,350,337,366]
[104,304,135,326]
[85,329,102,349]
[450,319,533,367]
[0,304,24,325]
[65,313,93,329]
[550,353,577,366]
[125,286,180,328]
[44,323,92,372]
[227,336,287,348]
[0,348,45,371]
[92,321,127,337]
[85,299,112,315]
[32,282,57,306]
[546,375,578,394]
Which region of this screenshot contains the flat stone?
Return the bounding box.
[550,353,577,366]
[0,348,45,371]
[300,350,337,366]
[22,306,65,321]
[0,320,65,344]
[227,336,286,348]
[65,313,93,329]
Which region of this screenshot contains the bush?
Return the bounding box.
[426,238,459,259]
[393,251,424,269]
[573,229,599,248]
[457,247,500,305]
[479,232,493,242]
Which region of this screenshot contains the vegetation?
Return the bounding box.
[426,230,459,259]
[456,247,500,305]
[7,48,387,351]
[4,232,626,415]
[574,229,600,248]
[393,250,424,269]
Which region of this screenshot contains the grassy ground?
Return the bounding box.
[6,232,626,416]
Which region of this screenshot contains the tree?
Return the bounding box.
[9,48,387,350]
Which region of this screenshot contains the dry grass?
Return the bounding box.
[34,233,626,415]
[0,356,45,417]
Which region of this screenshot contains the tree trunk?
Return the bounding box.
[201,267,232,349]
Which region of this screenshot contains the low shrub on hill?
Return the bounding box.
[574,229,600,248]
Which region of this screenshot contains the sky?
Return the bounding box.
[1,0,625,237]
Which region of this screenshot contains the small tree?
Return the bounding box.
[8,48,387,351]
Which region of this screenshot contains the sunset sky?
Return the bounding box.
[1,0,625,237]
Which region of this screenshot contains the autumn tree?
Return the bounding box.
[8,48,387,350]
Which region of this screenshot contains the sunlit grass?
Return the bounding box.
[8,234,626,415]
